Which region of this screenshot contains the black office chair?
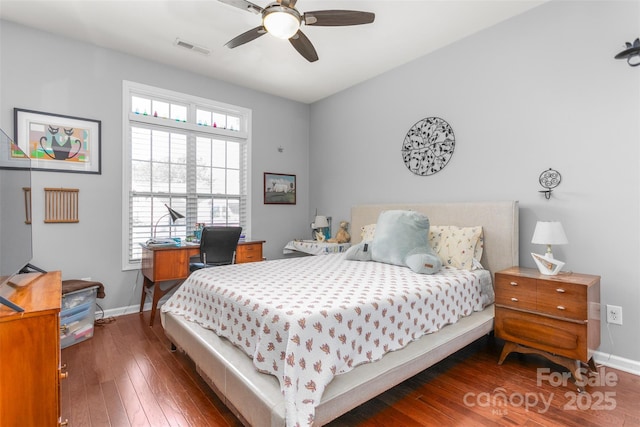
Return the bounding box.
[189,226,243,272]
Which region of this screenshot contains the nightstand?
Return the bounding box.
[494,267,600,385]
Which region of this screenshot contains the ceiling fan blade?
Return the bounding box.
[289,30,318,62]
[217,0,262,14]
[303,10,375,26]
[225,26,267,49]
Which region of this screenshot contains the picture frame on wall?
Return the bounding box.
[264,172,296,205]
[0,108,102,174]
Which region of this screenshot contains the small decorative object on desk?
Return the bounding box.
[194,223,204,240]
[145,237,180,246]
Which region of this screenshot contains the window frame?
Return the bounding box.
[121,81,252,270]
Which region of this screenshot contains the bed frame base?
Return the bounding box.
[163,305,494,427]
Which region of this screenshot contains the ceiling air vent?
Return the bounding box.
[174,38,211,55]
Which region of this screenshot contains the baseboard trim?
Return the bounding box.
[593,350,640,376]
[99,303,153,319]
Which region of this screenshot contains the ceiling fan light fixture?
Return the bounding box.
[263,6,300,39]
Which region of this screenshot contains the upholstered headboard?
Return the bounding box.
[351,201,519,276]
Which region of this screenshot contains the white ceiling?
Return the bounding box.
[0,0,546,104]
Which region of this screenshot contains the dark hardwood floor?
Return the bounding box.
[61,312,640,426]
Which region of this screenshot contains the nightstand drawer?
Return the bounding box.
[495,308,588,361]
[536,280,587,321]
[495,274,536,311]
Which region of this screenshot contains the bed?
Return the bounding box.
[161,201,519,426]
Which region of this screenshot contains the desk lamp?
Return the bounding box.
[531,221,568,275]
[153,204,185,238]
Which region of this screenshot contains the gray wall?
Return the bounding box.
[309,0,640,363]
[0,20,311,312]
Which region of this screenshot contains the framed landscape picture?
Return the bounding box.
[264,172,296,205]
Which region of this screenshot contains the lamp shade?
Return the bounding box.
[531,221,568,245]
[312,215,329,228]
[165,204,185,222]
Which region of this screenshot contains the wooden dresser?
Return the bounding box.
[495,266,600,384]
[0,271,65,426]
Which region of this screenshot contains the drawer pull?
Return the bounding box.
[557,305,566,310]
[556,288,566,293]
[509,281,518,286]
[511,297,519,302]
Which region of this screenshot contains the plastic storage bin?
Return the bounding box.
[60,285,98,349]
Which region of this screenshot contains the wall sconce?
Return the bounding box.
[615,38,640,67]
[531,221,568,275]
[538,168,561,200]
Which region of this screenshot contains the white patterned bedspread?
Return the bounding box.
[162,253,492,427]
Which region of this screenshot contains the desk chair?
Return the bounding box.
[189,226,242,272]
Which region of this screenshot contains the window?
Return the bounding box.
[122,81,251,269]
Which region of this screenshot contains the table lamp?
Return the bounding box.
[530,221,568,275]
[311,215,329,241]
[154,204,185,238]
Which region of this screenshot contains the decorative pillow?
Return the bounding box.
[344,240,373,261]
[360,223,376,241]
[370,210,441,274]
[429,225,483,270]
[363,223,484,265]
[405,247,441,274]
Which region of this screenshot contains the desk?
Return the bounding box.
[140,240,265,326]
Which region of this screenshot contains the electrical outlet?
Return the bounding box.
[606,304,623,325]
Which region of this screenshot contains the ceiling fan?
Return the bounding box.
[219,0,375,62]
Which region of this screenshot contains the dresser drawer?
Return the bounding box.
[495,274,537,311]
[536,280,587,321]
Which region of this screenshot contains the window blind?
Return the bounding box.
[123,81,250,268]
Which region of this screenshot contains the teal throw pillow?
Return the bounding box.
[405,247,442,274]
[371,210,441,274]
[344,241,373,261]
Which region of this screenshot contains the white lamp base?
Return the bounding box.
[531,252,565,275]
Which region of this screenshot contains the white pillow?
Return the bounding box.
[429,226,483,270]
[360,223,376,241]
